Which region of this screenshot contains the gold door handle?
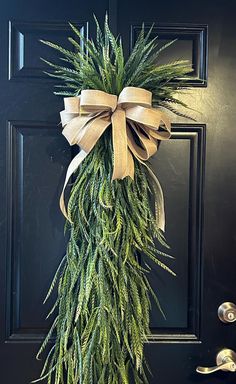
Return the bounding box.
[196,349,236,374]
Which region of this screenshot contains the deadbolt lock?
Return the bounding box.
[218,302,236,323]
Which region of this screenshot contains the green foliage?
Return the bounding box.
[35,15,189,384]
[34,131,175,384]
[40,14,193,118]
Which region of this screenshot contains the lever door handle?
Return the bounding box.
[197,361,236,374]
[196,349,236,375]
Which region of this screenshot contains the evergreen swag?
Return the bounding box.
[34,15,192,384]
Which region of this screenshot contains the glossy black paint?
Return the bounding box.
[0,0,236,383]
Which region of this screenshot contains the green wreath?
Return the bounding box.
[33,14,193,384]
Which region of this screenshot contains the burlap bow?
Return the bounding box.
[60,86,171,231]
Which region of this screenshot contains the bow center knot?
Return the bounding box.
[113,104,124,113]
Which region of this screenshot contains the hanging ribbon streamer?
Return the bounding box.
[60,86,171,231]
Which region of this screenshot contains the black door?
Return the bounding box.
[1,1,236,383]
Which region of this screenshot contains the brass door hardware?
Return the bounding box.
[196,349,236,374]
[218,302,236,323]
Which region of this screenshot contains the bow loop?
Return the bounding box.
[60,96,80,126]
[118,87,152,108]
[80,89,117,113]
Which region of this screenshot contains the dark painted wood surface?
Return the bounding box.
[0,0,236,383]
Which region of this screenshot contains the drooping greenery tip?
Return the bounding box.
[34,131,175,384]
[34,14,191,384]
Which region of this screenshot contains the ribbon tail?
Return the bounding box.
[60,150,87,222]
[127,149,135,178]
[111,109,129,180]
[139,160,166,232]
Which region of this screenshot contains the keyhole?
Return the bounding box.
[227,312,235,321]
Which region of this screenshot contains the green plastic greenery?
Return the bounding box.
[34,15,192,384]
